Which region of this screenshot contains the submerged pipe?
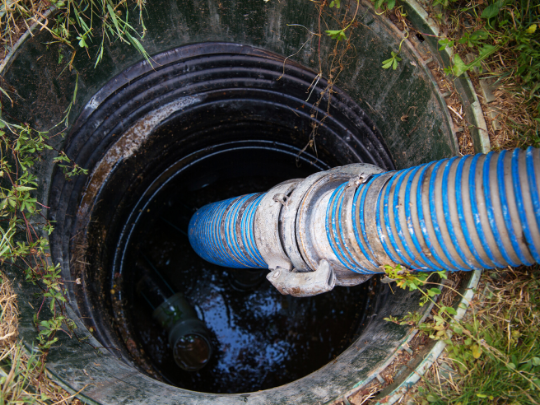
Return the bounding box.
[188,148,540,296]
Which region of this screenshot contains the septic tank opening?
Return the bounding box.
[47,43,396,394]
[120,151,379,392]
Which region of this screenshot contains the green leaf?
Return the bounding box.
[445,306,457,315]
[374,0,385,9]
[77,35,87,48]
[452,54,469,77]
[107,3,122,35]
[329,0,340,8]
[386,0,396,9]
[478,44,499,60]
[426,394,439,403]
[481,1,502,19]
[72,73,79,104]
[429,287,442,296]
[438,38,454,51]
[382,60,393,69]
[433,315,445,324]
[532,357,540,366]
[326,29,347,41]
[507,362,516,370]
[471,29,488,42]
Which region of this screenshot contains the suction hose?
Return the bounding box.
[188,148,540,296]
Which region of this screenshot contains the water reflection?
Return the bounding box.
[122,175,372,393]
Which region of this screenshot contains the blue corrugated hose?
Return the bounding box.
[188,148,540,274]
[189,193,267,269]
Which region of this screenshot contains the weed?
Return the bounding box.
[382,31,408,70]
[371,0,409,69]
[0,105,86,353]
[1,0,149,67]
[384,264,540,405]
[325,0,360,42]
[435,0,539,143]
[373,0,397,12]
[292,0,364,163]
[416,267,540,405]
[0,0,147,364]
[0,274,82,403]
[375,2,540,403]
[0,2,112,385]
[383,264,447,306]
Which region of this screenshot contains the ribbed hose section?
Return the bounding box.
[189,148,540,277]
[188,193,267,269]
[328,147,540,273]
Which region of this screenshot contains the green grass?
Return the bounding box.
[436,0,540,147]
[0,3,149,402]
[371,8,540,404]
[387,3,540,403]
[417,267,540,405]
[1,0,149,65]
[0,273,80,404]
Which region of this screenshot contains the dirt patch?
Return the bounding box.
[0,276,18,348]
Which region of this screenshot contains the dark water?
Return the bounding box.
[119,156,373,393]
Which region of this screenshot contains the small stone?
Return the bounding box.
[479,77,499,103]
[487,106,502,130]
[401,344,413,355]
[465,53,479,75]
[438,361,458,380]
